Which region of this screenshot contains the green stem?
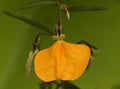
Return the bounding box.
[56,1,61,18]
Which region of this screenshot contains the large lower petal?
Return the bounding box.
[34,41,90,82]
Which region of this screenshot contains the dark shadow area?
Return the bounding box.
[39,81,80,89]
[112,82,120,89]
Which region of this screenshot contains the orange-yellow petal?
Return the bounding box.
[34,41,90,82]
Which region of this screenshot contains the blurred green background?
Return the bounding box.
[0,0,120,89]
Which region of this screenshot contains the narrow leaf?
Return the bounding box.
[69,6,106,12]
[3,11,54,35]
[15,1,57,10]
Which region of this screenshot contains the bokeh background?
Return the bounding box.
[0,0,120,89]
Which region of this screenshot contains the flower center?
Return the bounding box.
[52,34,65,40]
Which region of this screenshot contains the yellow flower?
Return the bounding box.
[34,39,90,82]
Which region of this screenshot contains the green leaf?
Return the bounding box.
[3,11,54,35]
[15,1,57,10]
[69,6,106,12]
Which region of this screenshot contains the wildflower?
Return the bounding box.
[34,18,90,82]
